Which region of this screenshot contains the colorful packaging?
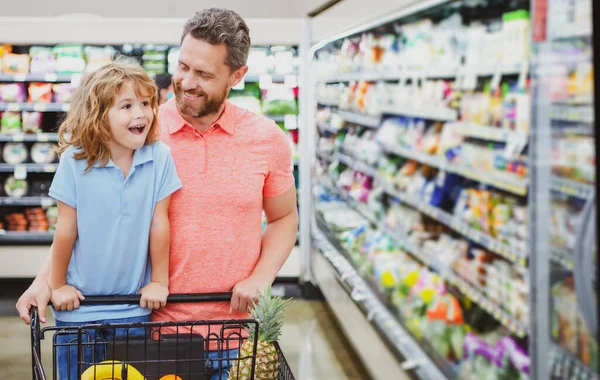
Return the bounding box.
[52,83,77,103]
[22,111,43,133]
[2,53,29,74]
[0,83,27,102]
[29,46,56,74]
[28,83,53,103]
[52,45,86,74]
[1,111,21,134]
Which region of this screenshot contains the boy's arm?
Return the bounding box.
[49,201,84,311]
[49,201,78,289]
[140,195,171,309]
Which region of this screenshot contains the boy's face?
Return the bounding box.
[172,34,247,118]
[107,81,154,154]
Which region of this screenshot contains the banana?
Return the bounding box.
[80,360,146,380]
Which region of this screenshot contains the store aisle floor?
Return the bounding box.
[0,300,368,379]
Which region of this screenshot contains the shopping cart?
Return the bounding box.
[30,293,295,380]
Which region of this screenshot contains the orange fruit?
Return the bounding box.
[159,376,183,380]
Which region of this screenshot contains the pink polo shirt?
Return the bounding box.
[152,98,294,328]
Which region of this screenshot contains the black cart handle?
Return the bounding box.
[75,292,233,305]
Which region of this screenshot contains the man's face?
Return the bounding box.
[173,34,245,118]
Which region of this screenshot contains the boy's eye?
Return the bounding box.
[122,104,132,110]
[142,101,150,107]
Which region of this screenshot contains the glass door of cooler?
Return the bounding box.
[530,0,598,378]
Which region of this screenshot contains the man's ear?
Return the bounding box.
[229,65,249,88]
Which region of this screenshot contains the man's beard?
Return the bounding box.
[174,83,228,118]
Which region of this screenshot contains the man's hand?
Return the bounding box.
[140,282,169,309]
[51,285,84,312]
[16,280,52,325]
[230,276,271,313]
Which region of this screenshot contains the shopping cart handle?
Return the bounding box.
[76,292,234,305]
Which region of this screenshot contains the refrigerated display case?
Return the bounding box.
[530,0,598,378]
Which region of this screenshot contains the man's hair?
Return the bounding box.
[182,8,251,71]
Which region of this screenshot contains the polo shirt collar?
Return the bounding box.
[91,143,153,169]
[164,98,236,135]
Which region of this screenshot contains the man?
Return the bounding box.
[16,7,298,371]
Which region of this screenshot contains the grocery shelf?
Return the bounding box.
[244,73,291,83]
[316,151,334,163]
[378,142,529,196]
[0,103,70,112]
[313,223,454,379]
[550,104,594,123]
[0,197,56,206]
[315,63,525,84]
[380,105,458,122]
[337,153,379,178]
[266,115,287,122]
[550,248,574,270]
[321,179,379,226]
[381,181,528,266]
[0,73,74,82]
[0,163,58,173]
[0,231,54,243]
[336,110,381,128]
[316,98,339,107]
[317,121,339,134]
[551,23,593,40]
[456,123,529,143]
[550,175,595,199]
[550,342,598,380]
[0,133,59,142]
[379,224,528,337]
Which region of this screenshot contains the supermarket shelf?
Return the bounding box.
[0,231,54,243]
[266,115,287,122]
[381,181,528,266]
[244,73,291,83]
[337,153,379,178]
[379,224,528,337]
[380,105,458,122]
[336,110,381,128]
[551,176,595,199]
[0,133,59,142]
[315,63,525,83]
[550,105,594,123]
[550,248,574,270]
[456,123,528,143]
[550,342,598,380]
[0,197,56,206]
[0,73,74,82]
[317,121,339,134]
[0,103,70,112]
[316,151,334,163]
[316,98,339,107]
[551,23,593,39]
[378,142,529,196]
[0,163,58,173]
[320,178,379,226]
[313,225,453,379]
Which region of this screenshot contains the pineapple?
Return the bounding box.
[227,286,292,380]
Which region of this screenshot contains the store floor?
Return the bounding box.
[0,300,368,379]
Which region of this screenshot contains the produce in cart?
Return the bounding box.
[228,286,292,380]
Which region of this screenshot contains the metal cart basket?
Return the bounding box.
[30,293,295,380]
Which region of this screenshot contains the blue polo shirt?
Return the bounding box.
[49,141,182,322]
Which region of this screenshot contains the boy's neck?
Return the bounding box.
[110,145,135,178]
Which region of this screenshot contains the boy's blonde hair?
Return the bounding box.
[56,62,160,171]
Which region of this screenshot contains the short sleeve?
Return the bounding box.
[156,144,182,202]
[48,150,77,209]
[263,127,295,198]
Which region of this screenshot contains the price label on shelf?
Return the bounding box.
[44,165,57,173]
[7,104,21,112]
[517,62,529,90]
[490,67,503,91]
[33,103,47,112]
[14,165,27,180]
[61,104,71,112]
[232,76,245,90]
[44,73,58,82]
[284,74,297,87]
[13,74,27,82]
[41,197,54,208]
[259,74,273,89]
[71,74,82,87]
[12,134,24,142]
[38,134,49,142]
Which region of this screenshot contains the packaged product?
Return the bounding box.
[28,83,53,103]
[1,111,21,134]
[2,53,30,74]
[2,142,28,164]
[29,46,56,74]
[0,83,27,102]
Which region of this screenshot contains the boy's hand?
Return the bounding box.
[140,282,169,309]
[51,285,85,311]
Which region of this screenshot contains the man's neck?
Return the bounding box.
[182,102,226,133]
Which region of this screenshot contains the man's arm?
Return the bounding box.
[230,186,298,312]
[16,248,52,324]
